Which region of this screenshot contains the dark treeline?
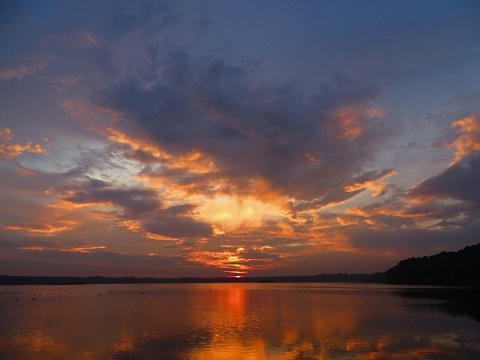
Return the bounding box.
[386,243,480,286]
[0,272,385,286]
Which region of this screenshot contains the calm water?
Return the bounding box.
[1,282,479,359]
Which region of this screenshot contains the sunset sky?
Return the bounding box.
[1,0,479,277]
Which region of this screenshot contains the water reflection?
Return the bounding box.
[396,287,480,322]
[0,283,479,359]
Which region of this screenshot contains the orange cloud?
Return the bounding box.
[118,220,142,232]
[345,207,382,229]
[6,221,77,234]
[169,149,218,174]
[144,232,179,241]
[62,245,106,253]
[449,113,480,164]
[0,128,50,159]
[188,245,280,275]
[337,216,360,227]
[104,127,219,175]
[345,180,387,197]
[344,170,396,197]
[19,244,106,253]
[333,107,384,140]
[104,127,169,161]
[187,250,248,272]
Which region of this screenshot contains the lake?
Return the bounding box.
[1,282,479,359]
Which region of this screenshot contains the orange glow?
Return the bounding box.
[18,246,48,251]
[6,221,76,234]
[104,127,169,161]
[346,207,371,217]
[345,170,396,197]
[197,195,283,232]
[187,247,277,275]
[118,219,142,232]
[337,216,360,227]
[104,127,219,175]
[0,128,13,141]
[19,244,106,253]
[304,152,317,162]
[345,180,387,197]
[333,107,384,140]
[169,149,218,174]
[0,127,50,159]
[449,113,480,164]
[346,337,371,351]
[64,245,106,253]
[144,232,178,241]
[2,284,463,360]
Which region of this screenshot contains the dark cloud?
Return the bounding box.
[60,180,160,217]
[102,0,172,35]
[0,239,15,250]
[0,246,205,277]
[96,51,386,202]
[410,154,480,204]
[294,187,364,212]
[400,202,477,223]
[240,248,280,262]
[348,222,480,261]
[143,205,213,240]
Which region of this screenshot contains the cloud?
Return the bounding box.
[409,153,480,205]
[143,205,213,241]
[95,51,388,207]
[0,128,50,160]
[0,246,199,277]
[406,113,480,207]
[6,221,77,235]
[57,179,161,217]
[449,113,480,165]
[187,244,281,275]
[39,30,99,49]
[348,221,480,260]
[18,244,105,253]
[3,1,478,277]
[0,53,54,80]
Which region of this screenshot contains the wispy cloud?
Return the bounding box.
[0,54,55,80]
[6,221,77,235]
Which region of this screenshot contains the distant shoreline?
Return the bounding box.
[3,243,479,287]
[0,273,386,286]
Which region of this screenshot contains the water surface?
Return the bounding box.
[1,282,479,359]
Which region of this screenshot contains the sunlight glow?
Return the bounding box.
[450,113,480,165]
[197,195,283,232]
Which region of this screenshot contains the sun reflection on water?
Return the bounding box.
[0,284,479,359]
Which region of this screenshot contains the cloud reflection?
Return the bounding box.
[1,284,479,360]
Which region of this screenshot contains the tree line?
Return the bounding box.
[385,243,480,286]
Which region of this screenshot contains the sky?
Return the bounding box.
[1,0,480,277]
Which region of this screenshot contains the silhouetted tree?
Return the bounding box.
[386,244,480,286]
